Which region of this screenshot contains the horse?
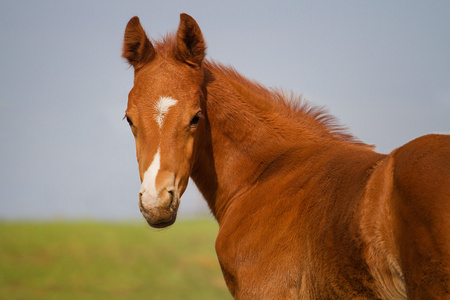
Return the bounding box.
[122,14,450,299]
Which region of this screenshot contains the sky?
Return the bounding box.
[0,1,449,220]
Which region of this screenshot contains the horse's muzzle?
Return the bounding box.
[138,187,179,228]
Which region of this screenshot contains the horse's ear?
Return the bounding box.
[176,13,206,67]
[122,16,155,70]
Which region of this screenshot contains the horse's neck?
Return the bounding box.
[191,65,340,222]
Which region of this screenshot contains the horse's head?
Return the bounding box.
[122,14,206,228]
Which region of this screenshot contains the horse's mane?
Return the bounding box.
[204,61,368,146]
[153,33,368,147]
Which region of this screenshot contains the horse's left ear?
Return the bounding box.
[176,13,206,67]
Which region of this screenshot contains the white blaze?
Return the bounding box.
[154,96,178,128]
[139,149,161,207]
[140,96,178,207]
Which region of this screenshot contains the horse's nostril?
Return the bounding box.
[167,189,175,207]
[138,192,146,213]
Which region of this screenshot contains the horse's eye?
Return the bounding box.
[126,116,133,127]
[124,114,133,127]
[190,111,202,127]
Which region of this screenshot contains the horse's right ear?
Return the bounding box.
[176,14,206,67]
[122,16,155,70]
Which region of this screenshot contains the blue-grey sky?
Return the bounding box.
[1,1,449,220]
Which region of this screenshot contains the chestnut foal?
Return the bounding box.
[122,14,450,299]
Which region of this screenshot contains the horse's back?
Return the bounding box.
[393,134,450,198]
[392,134,450,298]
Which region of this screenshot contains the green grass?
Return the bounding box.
[0,218,231,300]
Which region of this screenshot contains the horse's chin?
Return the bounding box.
[145,214,177,229]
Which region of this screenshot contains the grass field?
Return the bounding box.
[0,218,231,300]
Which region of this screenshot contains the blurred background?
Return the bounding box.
[0,1,449,299]
[1,0,449,221]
